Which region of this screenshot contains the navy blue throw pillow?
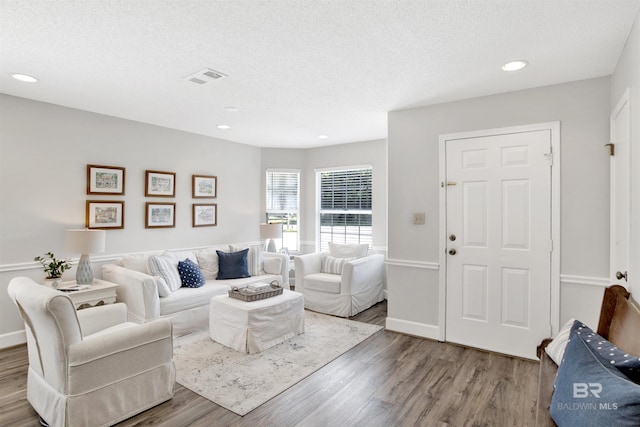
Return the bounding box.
[570,321,640,383]
[177,258,205,288]
[550,328,640,426]
[216,249,250,280]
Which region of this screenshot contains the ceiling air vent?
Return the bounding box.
[184,68,227,85]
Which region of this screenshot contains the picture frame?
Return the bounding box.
[145,170,176,197]
[86,201,125,229]
[87,164,125,195]
[193,203,217,227]
[145,202,176,228]
[192,174,217,198]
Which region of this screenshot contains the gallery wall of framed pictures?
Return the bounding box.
[84,164,218,230]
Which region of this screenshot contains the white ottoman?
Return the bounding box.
[209,289,305,354]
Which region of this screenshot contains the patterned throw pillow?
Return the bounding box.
[321,254,355,275]
[177,258,206,288]
[148,255,182,292]
[569,320,640,383]
[216,249,250,280]
[230,244,263,276]
[545,318,576,365]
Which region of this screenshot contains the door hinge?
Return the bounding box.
[548,239,553,253]
[605,143,615,156]
[544,149,553,166]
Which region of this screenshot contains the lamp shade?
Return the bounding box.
[65,229,106,254]
[260,223,282,240]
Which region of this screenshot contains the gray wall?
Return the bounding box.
[387,77,612,336]
[0,94,263,344]
[611,12,640,298]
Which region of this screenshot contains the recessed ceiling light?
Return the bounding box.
[217,124,230,130]
[318,135,329,139]
[11,73,38,83]
[225,107,238,112]
[502,60,528,71]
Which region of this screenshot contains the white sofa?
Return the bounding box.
[102,243,289,336]
[294,243,385,317]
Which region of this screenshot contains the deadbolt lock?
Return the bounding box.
[449,234,456,241]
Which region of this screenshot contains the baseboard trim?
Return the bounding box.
[0,329,26,349]
[385,317,440,340]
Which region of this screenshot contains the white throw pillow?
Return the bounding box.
[195,245,230,279]
[321,254,355,275]
[163,250,198,265]
[121,254,149,274]
[148,255,182,292]
[263,257,283,275]
[544,318,576,365]
[328,242,368,259]
[153,276,172,297]
[231,243,263,276]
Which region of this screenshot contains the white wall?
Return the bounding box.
[261,139,388,254]
[611,11,640,299]
[0,94,263,345]
[387,77,612,338]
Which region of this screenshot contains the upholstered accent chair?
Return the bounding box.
[294,243,385,317]
[7,277,175,427]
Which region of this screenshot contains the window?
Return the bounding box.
[266,170,300,251]
[318,167,372,252]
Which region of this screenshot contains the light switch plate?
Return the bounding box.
[413,212,425,225]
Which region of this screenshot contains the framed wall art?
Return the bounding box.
[145,202,176,228]
[87,164,125,195]
[192,174,217,198]
[193,203,217,227]
[145,170,176,197]
[86,201,125,229]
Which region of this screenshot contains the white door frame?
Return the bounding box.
[438,122,561,342]
[609,88,631,285]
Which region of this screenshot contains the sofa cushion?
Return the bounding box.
[304,273,342,294]
[321,254,355,275]
[159,281,230,315]
[121,254,149,274]
[177,259,206,288]
[196,245,229,279]
[230,243,263,276]
[217,249,250,280]
[328,242,368,259]
[148,255,182,292]
[550,331,640,426]
[263,256,283,275]
[163,250,198,265]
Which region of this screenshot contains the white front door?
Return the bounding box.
[610,90,631,285]
[444,129,552,359]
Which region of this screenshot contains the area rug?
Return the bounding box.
[173,310,382,416]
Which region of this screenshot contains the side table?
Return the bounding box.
[58,279,119,310]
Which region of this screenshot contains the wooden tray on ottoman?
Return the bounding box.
[228,283,283,302]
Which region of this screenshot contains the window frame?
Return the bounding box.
[266,168,300,252]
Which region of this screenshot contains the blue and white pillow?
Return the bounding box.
[177,258,205,288]
[551,330,640,426]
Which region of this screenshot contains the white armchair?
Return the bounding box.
[7,277,175,427]
[294,249,385,317]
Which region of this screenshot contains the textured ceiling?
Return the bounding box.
[1,0,639,148]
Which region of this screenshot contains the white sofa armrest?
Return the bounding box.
[263,251,290,288]
[76,303,128,336]
[294,253,323,291]
[101,264,161,323]
[341,253,385,295]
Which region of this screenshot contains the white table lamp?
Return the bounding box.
[66,229,106,284]
[260,223,282,252]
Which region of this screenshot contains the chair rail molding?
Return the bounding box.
[386,259,439,270]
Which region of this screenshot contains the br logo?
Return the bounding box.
[573,383,602,398]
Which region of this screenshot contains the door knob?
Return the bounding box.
[615,271,628,281]
[448,249,456,255]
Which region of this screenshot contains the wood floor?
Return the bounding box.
[0,301,540,427]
